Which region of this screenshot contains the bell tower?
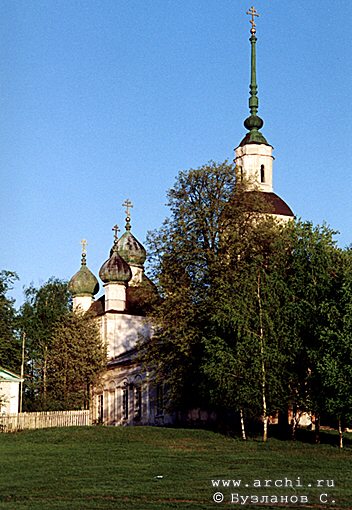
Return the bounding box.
[234,6,274,193]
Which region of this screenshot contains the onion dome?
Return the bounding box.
[68,241,99,297]
[117,199,146,267]
[99,225,132,283]
[118,231,146,267]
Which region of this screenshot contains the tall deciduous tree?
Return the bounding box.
[141,159,350,442]
[203,216,294,440]
[283,222,342,441]
[19,278,71,410]
[140,160,288,435]
[315,248,352,448]
[141,161,238,412]
[47,311,106,410]
[0,270,21,372]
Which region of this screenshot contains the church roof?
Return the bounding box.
[237,132,272,148]
[249,191,294,217]
[89,295,105,315]
[89,274,158,316]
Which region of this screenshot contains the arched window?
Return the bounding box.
[134,386,142,420]
[260,165,265,183]
[98,394,103,424]
[122,385,129,420]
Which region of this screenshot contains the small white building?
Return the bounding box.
[0,367,23,414]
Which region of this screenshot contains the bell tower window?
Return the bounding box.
[260,164,265,183]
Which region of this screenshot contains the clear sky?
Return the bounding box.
[1,0,351,306]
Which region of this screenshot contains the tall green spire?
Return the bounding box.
[241,6,269,146]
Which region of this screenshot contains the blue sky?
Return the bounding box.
[1,0,351,306]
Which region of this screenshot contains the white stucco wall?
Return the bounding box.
[101,312,150,359]
[0,380,20,414]
[235,143,274,192]
[72,295,94,312]
[104,283,127,311]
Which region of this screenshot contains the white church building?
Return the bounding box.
[68,8,293,427]
[68,202,167,426]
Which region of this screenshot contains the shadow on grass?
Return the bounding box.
[266,423,352,448]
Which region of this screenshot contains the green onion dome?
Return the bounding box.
[117,230,146,267]
[68,253,99,297]
[99,243,132,283]
[117,201,146,266]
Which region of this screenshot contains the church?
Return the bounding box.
[68,7,293,426]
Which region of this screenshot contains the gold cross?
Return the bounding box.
[112,224,120,241]
[246,6,259,33]
[122,198,133,217]
[81,239,88,254]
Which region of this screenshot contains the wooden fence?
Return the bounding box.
[0,410,92,432]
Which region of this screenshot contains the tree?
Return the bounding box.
[19,278,71,410]
[203,215,295,440]
[141,158,352,443]
[0,270,21,372]
[46,311,106,410]
[140,160,289,436]
[315,248,352,448]
[282,222,342,442]
[141,161,238,413]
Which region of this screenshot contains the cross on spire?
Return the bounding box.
[112,224,120,241]
[246,6,259,34]
[122,198,133,217]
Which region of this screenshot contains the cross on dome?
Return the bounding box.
[81,239,88,254]
[122,198,133,231]
[112,224,120,241]
[80,239,88,264]
[122,199,133,217]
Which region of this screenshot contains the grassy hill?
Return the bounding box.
[0,426,351,509]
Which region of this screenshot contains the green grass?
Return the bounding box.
[0,426,351,509]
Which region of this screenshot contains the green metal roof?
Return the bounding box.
[99,242,132,283]
[0,367,23,382]
[117,230,146,266]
